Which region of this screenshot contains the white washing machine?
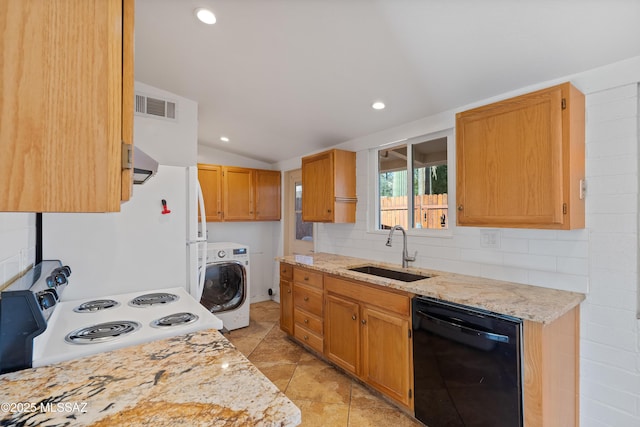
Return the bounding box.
[200,242,250,330]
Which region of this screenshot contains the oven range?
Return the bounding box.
[0,260,222,374]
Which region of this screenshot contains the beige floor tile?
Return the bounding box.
[286,362,353,405]
[250,301,281,322]
[251,361,297,392]
[248,333,305,364]
[349,381,392,409]
[226,319,274,341]
[225,336,262,357]
[243,302,419,427]
[291,400,350,427]
[347,405,422,427]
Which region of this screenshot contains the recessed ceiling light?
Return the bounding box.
[220,136,230,142]
[372,101,386,110]
[195,8,216,25]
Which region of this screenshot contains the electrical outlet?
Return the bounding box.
[480,230,501,249]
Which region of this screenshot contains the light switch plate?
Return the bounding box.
[480,230,501,249]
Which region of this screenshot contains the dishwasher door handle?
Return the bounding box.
[416,310,510,343]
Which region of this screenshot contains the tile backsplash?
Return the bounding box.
[0,213,36,288]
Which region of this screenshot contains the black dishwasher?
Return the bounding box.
[412,296,523,427]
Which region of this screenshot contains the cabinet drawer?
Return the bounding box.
[294,324,323,353]
[293,267,323,289]
[293,284,323,316]
[294,308,323,335]
[325,275,410,317]
[280,263,293,280]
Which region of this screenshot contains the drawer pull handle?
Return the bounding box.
[352,315,357,320]
[304,319,309,324]
[303,335,309,341]
[304,296,309,301]
[304,276,309,281]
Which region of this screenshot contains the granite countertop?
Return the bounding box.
[0,329,301,427]
[279,253,585,324]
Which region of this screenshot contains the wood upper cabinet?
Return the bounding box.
[0,0,134,212]
[255,169,281,221]
[324,275,413,408]
[198,164,281,222]
[197,164,223,222]
[302,149,357,223]
[456,82,585,229]
[223,166,254,221]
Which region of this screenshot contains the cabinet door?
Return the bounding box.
[456,83,584,229]
[198,164,223,221]
[223,167,254,220]
[302,151,334,222]
[361,305,411,407]
[279,279,294,335]
[255,169,281,221]
[325,294,360,375]
[0,0,132,212]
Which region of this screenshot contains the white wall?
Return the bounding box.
[198,144,282,304]
[134,81,198,167]
[0,213,36,288]
[298,57,640,426]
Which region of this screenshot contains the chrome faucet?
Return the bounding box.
[385,225,417,268]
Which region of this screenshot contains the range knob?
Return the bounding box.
[53,265,72,277]
[37,289,58,310]
[217,250,226,258]
[46,273,67,288]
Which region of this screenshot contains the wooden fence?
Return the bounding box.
[380,194,448,229]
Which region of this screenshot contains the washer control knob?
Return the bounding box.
[217,250,226,258]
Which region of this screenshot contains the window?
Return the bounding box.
[377,136,448,230]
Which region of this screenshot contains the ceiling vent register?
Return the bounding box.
[135,93,177,121]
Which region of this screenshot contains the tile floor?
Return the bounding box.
[225,301,422,427]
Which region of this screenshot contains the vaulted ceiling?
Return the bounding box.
[134,0,640,163]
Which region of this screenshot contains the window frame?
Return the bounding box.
[367,129,455,238]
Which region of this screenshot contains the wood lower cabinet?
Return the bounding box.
[325,294,360,374]
[279,264,294,335]
[291,267,324,353]
[324,275,413,409]
[456,82,585,229]
[523,307,580,427]
[0,0,134,212]
[361,305,411,407]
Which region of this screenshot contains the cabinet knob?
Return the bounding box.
[287,289,291,294]
[457,205,464,211]
[304,318,309,324]
[304,276,309,281]
[304,296,309,302]
[327,209,332,213]
[361,319,367,325]
[352,314,357,321]
[303,335,309,341]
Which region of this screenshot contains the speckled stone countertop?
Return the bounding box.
[0,329,301,427]
[279,253,584,324]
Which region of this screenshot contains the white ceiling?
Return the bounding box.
[134,0,640,164]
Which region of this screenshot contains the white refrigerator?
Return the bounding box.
[42,165,207,301]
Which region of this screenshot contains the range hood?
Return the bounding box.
[132,146,159,184]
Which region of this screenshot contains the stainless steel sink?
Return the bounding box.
[347,265,430,282]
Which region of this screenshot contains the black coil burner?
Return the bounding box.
[128,292,179,307]
[64,321,141,344]
[73,299,120,313]
[151,312,199,328]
